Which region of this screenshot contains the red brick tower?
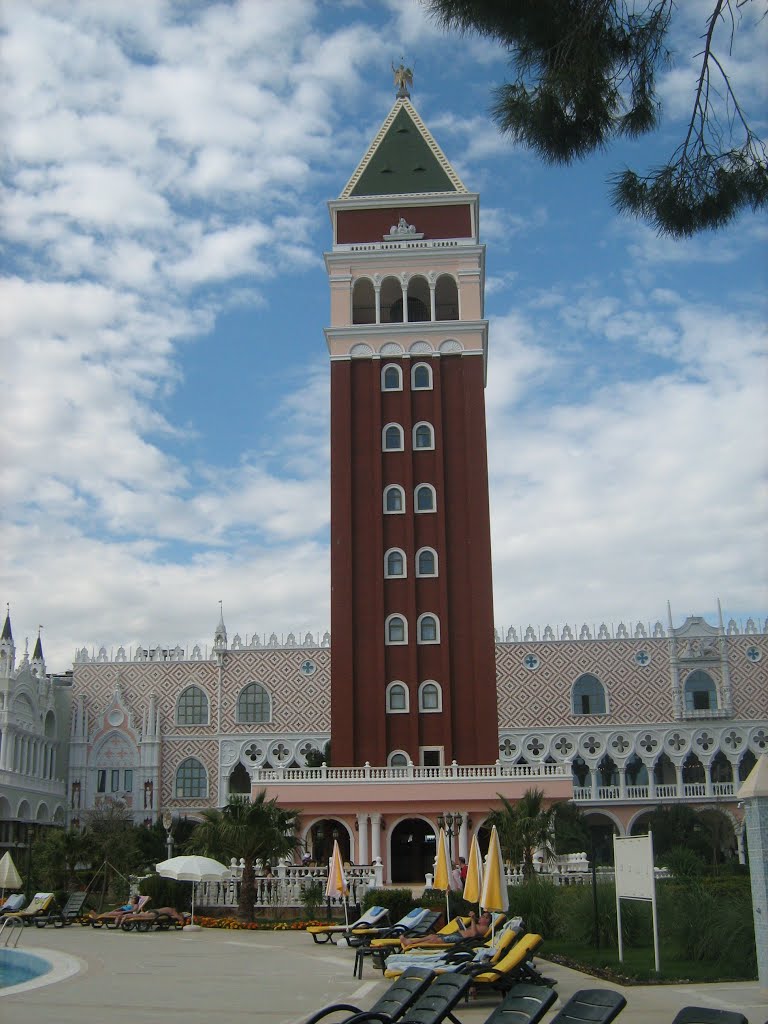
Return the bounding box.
[326,85,497,768]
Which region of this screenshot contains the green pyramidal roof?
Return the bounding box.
[342,99,466,198]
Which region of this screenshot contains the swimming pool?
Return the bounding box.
[0,948,52,988]
[0,946,81,995]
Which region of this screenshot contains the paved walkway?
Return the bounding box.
[4,924,767,1024]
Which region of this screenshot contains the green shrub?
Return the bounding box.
[137,874,189,912]
[299,880,325,916]
[557,881,647,947]
[363,887,416,923]
[659,845,705,879]
[507,880,560,937]
[660,881,755,972]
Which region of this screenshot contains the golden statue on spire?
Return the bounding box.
[392,61,413,98]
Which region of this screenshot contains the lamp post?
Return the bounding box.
[437,812,463,863]
[162,811,174,859]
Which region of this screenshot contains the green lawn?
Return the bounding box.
[541,940,756,984]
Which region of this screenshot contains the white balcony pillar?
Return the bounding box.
[357,813,369,864]
[370,813,382,863]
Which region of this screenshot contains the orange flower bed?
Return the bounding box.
[194,916,324,931]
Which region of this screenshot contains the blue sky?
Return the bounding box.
[2,0,766,670]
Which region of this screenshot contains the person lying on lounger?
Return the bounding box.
[399,911,493,950]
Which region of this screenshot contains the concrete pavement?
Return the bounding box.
[4,923,767,1024]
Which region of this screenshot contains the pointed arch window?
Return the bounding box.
[417,613,440,644]
[386,681,409,713]
[176,685,209,725]
[175,757,207,798]
[385,614,408,645]
[419,680,442,712]
[237,682,271,723]
[415,484,436,512]
[383,423,404,451]
[413,422,435,450]
[383,484,405,514]
[385,548,406,578]
[412,362,433,390]
[571,674,607,715]
[416,547,438,577]
[382,364,403,391]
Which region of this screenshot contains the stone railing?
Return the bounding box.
[196,859,384,911]
[573,782,736,803]
[251,761,571,784]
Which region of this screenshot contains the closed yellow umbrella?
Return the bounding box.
[479,825,509,938]
[462,833,484,905]
[325,838,349,925]
[433,826,457,921]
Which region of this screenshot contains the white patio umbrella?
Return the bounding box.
[325,839,349,925]
[0,851,22,898]
[155,855,230,930]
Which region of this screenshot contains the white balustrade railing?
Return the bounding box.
[251,761,571,784]
[196,860,384,912]
[573,781,737,803]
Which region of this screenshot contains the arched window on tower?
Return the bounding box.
[413,422,435,450]
[684,669,718,712]
[237,682,271,723]
[571,674,607,715]
[385,548,406,578]
[417,613,440,644]
[435,274,459,320]
[380,277,403,324]
[404,276,431,322]
[382,363,402,391]
[412,362,433,390]
[352,277,376,325]
[383,423,404,451]
[415,547,438,577]
[386,681,409,713]
[383,484,405,513]
[385,614,408,645]
[388,750,409,767]
[176,685,209,725]
[415,484,436,512]
[418,680,442,712]
[175,757,207,798]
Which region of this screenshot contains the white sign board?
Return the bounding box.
[614,834,655,900]
[613,831,660,972]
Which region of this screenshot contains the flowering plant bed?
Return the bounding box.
[194,916,323,930]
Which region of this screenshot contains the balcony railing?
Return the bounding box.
[573,782,736,803]
[251,762,571,784]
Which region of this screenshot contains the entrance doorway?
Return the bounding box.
[390,819,436,883]
[309,819,350,866]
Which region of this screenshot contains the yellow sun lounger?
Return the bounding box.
[306,905,390,944]
[1,892,54,924]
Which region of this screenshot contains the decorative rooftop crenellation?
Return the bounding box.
[73,615,766,665]
[495,616,767,643]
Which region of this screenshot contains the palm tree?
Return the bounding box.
[185,791,300,921]
[488,788,559,880]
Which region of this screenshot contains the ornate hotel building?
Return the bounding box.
[2,85,766,881]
